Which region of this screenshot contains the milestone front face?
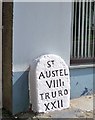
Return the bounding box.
[31,54,70,113]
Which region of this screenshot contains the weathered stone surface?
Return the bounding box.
[30,54,70,113]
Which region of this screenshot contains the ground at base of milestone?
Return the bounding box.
[1,94,95,120]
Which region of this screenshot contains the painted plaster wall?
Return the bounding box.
[12,66,94,114]
[13,3,72,114]
[0,1,2,109]
[13,2,72,67]
[70,67,94,99]
[13,71,29,114]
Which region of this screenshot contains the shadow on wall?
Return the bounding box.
[13,69,29,115]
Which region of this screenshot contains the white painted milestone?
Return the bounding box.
[30,54,70,113]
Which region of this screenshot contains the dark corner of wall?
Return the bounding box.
[2,2,13,113]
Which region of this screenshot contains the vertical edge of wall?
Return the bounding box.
[2,2,13,112]
[0,1,2,109]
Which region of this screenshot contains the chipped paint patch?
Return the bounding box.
[76,82,78,86]
[80,87,88,96]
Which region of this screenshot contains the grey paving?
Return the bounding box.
[34,95,94,119]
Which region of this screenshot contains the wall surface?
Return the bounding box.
[13,2,72,114]
[13,70,29,114]
[12,65,94,114]
[70,66,94,99]
[0,1,2,109]
[13,2,72,67]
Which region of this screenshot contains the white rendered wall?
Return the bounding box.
[0,1,2,109]
[13,2,72,68]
